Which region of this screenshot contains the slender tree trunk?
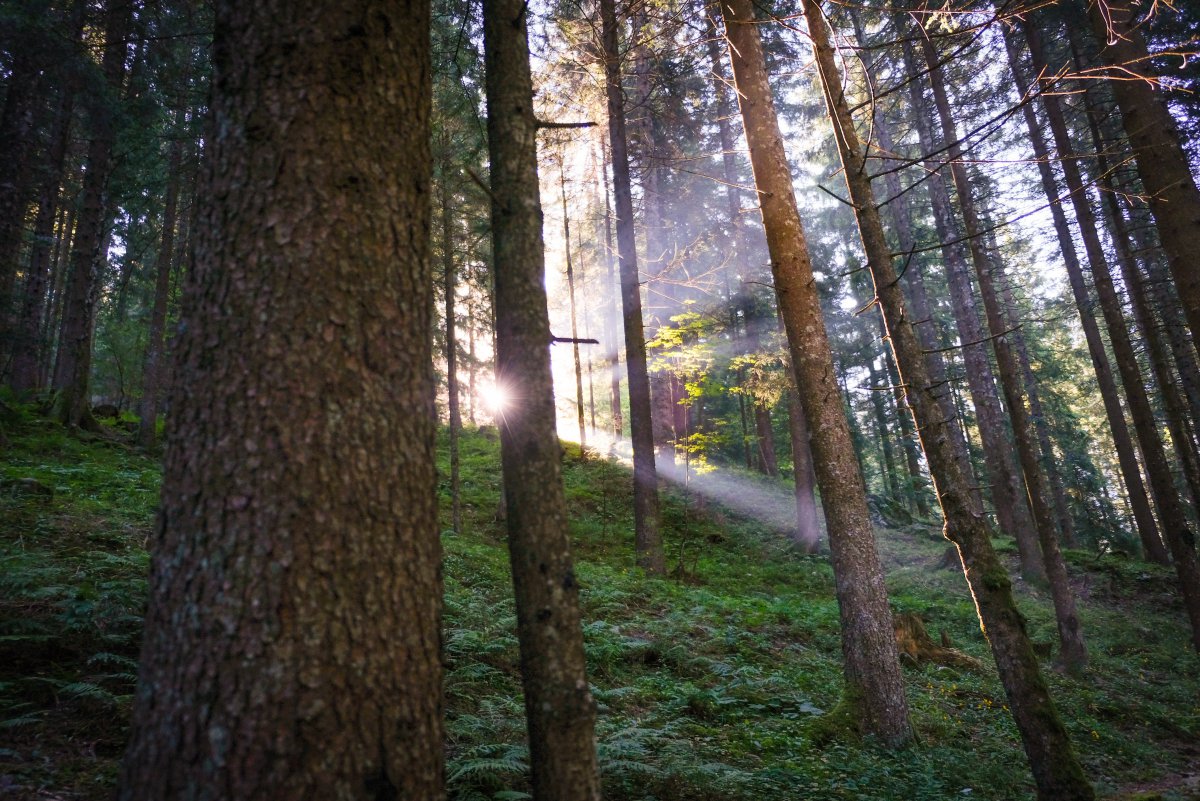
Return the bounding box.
[900,36,1045,582]
[1023,22,1200,650]
[600,0,665,574]
[868,358,901,500]
[1003,25,1166,561]
[44,202,74,388]
[441,164,463,534]
[562,167,587,453]
[753,403,779,477]
[52,0,132,429]
[803,5,1093,796]
[482,3,602,797]
[11,84,76,392]
[850,9,967,517]
[598,135,624,439]
[996,254,1078,546]
[137,95,189,449]
[1086,0,1200,351]
[721,0,912,746]
[468,301,478,427]
[580,233,597,433]
[119,1,445,796]
[883,311,926,513]
[786,387,822,549]
[0,49,40,357]
[921,34,1088,670]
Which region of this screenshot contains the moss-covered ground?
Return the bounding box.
[1,409,1197,800]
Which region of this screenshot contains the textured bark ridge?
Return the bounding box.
[720,0,912,748]
[483,1,603,798]
[119,2,445,798]
[802,3,1093,798]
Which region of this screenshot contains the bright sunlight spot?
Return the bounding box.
[479,380,512,415]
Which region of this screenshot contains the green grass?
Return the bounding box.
[1,410,1197,800]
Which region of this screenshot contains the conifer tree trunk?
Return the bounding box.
[1022,22,1200,650]
[137,91,188,450]
[720,0,911,746]
[1086,0,1200,350]
[868,358,901,500]
[562,168,587,453]
[43,203,74,386]
[600,0,665,574]
[10,84,75,393]
[803,5,1093,796]
[52,0,132,429]
[482,3,603,796]
[1084,103,1200,516]
[1003,25,1166,562]
[441,164,463,533]
[753,403,779,477]
[849,10,968,517]
[900,36,1045,582]
[1001,275,1077,546]
[119,1,445,796]
[598,135,624,439]
[879,324,930,516]
[0,48,40,355]
[921,33,1088,670]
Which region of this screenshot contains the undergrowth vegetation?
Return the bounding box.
[1,410,1197,799]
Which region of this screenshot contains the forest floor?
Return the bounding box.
[1,406,1198,800]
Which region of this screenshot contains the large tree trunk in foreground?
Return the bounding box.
[803,5,1093,797]
[600,0,665,574]
[922,34,1088,672]
[1003,26,1167,563]
[52,0,131,428]
[721,0,911,747]
[119,1,445,797]
[1087,0,1200,354]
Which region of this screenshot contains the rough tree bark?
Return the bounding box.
[118,1,445,797]
[600,0,666,574]
[721,0,912,746]
[803,4,1094,797]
